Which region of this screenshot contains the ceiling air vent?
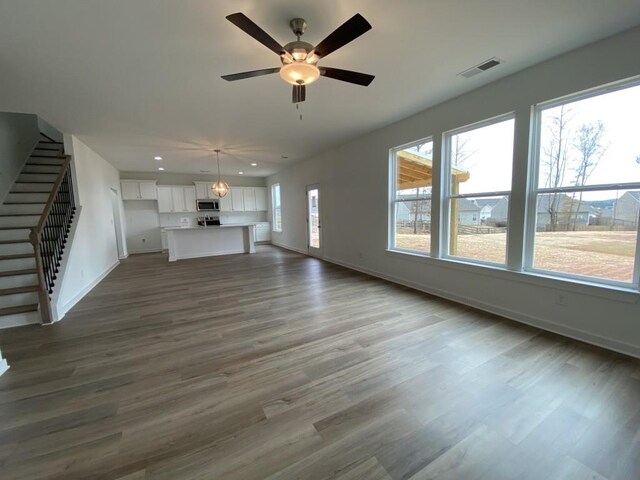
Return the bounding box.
[458,57,503,79]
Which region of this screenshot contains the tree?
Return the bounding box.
[569,121,607,229]
[542,105,573,230]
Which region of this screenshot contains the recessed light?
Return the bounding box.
[251,163,257,166]
[158,167,165,171]
[238,171,244,175]
[154,156,162,161]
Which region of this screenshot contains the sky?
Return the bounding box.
[399,83,640,200]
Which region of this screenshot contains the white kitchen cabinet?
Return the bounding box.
[194,182,219,200]
[157,187,173,212]
[157,186,196,213]
[121,180,157,200]
[231,187,244,211]
[243,188,257,211]
[183,186,197,212]
[171,187,186,212]
[255,187,267,211]
[219,192,232,212]
[255,222,271,242]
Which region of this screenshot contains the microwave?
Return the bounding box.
[196,199,220,211]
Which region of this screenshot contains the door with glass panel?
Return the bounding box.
[306,184,322,257]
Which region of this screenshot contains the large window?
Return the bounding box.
[390,139,433,254]
[444,116,515,265]
[528,81,640,285]
[271,183,282,232]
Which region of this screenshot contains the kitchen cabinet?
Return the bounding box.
[157,186,197,213]
[254,222,271,242]
[219,192,232,212]
[243,188,257,211]
[121,180,157,200]
[255,187,267,211]
[195,182,210,199]
[231,187,245,211]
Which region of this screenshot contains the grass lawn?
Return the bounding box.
[395,230,637,282]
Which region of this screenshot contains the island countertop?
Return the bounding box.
[165,224,256,261]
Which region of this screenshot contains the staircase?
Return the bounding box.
[0,133,75,328]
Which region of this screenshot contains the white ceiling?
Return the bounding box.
[1,0,639,177]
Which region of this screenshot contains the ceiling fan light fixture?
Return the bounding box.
[279,62,320,85]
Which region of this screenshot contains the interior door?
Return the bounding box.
[306,184,322,257]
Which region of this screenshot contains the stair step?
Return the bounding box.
[37,140,63,145]
[0,253,35,260]
[0,256,37,273]
[11,183,54,193]
[0,241,33,255]
[0,304,38,316]
[27,157,64,166]
[0,215,40,228]
[5,194,51,204]
[18,173,59,183]
[0,285,38,296]
[0,272,38,290]
[0,203,46,215]
[29,155,66,160]
[22,165,62,174]
[0,269,37,277]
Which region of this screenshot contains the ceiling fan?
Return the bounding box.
[221,12,375,103]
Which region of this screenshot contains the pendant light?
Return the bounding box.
[211,149,230,198]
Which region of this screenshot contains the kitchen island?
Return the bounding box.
[165,224,256,262]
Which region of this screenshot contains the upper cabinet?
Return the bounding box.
[216,186,267,212]
[231,187,244,211]
[195,182,212,199]
[243,188,257,211]
[255,187,267,211]
[121,180,157,200]
[157,186,197,213]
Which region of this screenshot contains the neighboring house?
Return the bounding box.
[457,198,482,225]
[614,191,640,226]
[489,196,509,224]
[535,193,597,228]
[475,198,501,222]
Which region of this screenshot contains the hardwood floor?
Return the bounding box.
[0,245,639,479]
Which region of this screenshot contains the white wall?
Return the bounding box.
[0,112,39,202]
[0,347,8,377]
[123,200,162,253]
[56,136,121,317]
[268,27,640,358]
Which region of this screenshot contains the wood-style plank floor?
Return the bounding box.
[0,245,639,480]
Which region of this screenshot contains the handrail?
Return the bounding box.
[31,155,72,240]
[28,154,76,324]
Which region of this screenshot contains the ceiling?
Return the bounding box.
[1,1,639,177]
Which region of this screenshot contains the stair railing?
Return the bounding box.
[29,156,76,324]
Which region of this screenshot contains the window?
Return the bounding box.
[390,139,433,254]
[271,183,282,232]
[444,116,515,265]
[528,80,640,285]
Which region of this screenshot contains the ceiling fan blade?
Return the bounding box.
[221,67,280,81]
[292,84,306,103]
[226,12,286,56]
[312,13,372,59]
[320,67,375,86]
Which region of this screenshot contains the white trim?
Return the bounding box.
[0,359,9,377]
[57,260,119,320]
[321,254,640,360]
[127,248,163,254]
[271,241,308,255]
[168,249,247,262]
[118,254,129,260]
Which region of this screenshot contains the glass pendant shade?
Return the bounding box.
[211,179,230,198]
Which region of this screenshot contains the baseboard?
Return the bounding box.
[169,249,247,262]
[0,359,8,377]
[118,254,129,260]
[57,260,120,320]
[322,254,640,360]
[271,241,308,255]
[128,248,163,255]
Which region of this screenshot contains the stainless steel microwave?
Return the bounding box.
[196,199,220,211]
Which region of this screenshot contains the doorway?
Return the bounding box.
[306,184,322,257]
[110,188,126,259]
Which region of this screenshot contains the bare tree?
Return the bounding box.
[451,135,473,170]
[542,105,573,231]
[569,121,607,229]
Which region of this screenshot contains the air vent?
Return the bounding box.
[458,57,503,79]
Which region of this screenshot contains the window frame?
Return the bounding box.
[271,183,282,232]
[442,112,516,268]
[524,77,640,288]
[389,137,435,256]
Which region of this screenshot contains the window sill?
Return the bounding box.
[385,248,640,304]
